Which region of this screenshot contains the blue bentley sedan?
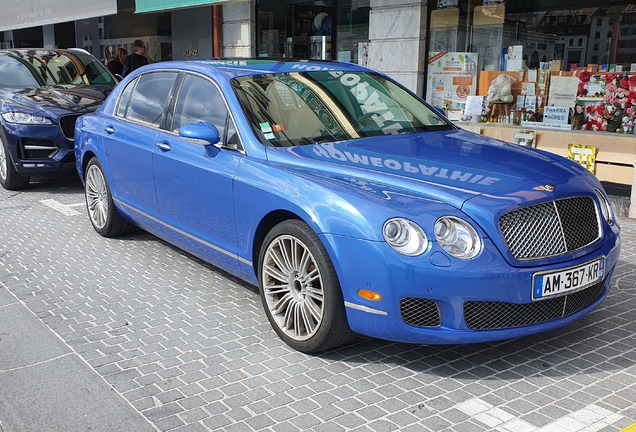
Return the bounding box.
[74,59,621,353]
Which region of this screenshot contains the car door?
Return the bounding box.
[103,71,179,230]
[153,72,243,271]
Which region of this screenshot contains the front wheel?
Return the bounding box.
[0,131,30,190]
[84,157,134,237]
[258,220,354,353]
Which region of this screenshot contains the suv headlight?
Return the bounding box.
[1,112,52,125]
[383,218,428,256]
[434,216,482,259]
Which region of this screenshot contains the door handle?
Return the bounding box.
[105,125,115,134]
[156,141,171,151]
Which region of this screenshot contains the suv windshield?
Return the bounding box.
[0,49,116,88]
[232,71,452,147]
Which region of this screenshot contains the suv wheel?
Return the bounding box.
[0,131,30,190]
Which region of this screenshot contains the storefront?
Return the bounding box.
[255,0,370,63]
[424,0,636,216]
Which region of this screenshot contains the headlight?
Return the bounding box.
[594,188,615,225]
[434,216,482,259]
[1,112,52,125]
[383,218,428,256]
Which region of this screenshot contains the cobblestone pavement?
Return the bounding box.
[1,174,635,432]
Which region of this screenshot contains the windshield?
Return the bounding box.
[0,49,116,88]
[232,71,452,147]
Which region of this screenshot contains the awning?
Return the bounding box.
[0,0,117,32]
[135,0,227,13]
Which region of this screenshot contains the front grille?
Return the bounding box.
[463,279,605,330]
[59,114,82,140]
[500,197,600,260]
[20,139,58,159]
[400,298,441,327]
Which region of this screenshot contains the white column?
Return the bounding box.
[43,25,55,49]
[367,0,428,95]
[222,0,255,58]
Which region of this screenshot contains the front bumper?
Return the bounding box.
[321,229,621,345]
[2,122,75,175]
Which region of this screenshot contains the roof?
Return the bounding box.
[174,58,374,78]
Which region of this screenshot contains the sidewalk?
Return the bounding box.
[0,285,156,432]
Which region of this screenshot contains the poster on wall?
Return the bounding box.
[568,144,597,174]
[426,52,478,110]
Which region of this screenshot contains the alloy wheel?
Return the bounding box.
[0,140,6,181]
[261,234,325,341]
[85,164,110,230]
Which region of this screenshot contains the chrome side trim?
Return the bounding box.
[344,301,388,316]
[116,199,252,267]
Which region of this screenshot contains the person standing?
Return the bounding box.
[106,47,128,76]
[122,40,148,77]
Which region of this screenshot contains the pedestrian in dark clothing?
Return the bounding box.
[106,47,128,76]
[122,40,148,77]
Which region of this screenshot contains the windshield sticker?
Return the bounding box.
[259,122,272,133]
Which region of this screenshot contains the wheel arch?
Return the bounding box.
[80,150,98,180]
[251,209,304,279]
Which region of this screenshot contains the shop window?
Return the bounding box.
[423,0,636,132]
[255,0,369,63]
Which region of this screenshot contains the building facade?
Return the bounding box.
[2,1,635,96]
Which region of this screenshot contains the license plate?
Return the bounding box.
[533,257,605,300]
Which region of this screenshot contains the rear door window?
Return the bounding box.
[126,72,178,126]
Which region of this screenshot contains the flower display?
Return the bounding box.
[577,72,636,133]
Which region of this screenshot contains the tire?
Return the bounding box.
[84,157,134,237]
[0,130,30,190]
[258,219,355,353]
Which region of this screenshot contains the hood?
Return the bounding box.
[0,85,112,118]
[266,129,588,210]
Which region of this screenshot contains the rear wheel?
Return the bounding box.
[259,219,354,353]
[0,131,30,190]
[84,157,134,237]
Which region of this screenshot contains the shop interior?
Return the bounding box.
[256,0,369,63]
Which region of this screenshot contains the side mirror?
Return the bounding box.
[179,122,221,145]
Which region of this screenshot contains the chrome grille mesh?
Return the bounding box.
[500,197,600,260]
[464,278,605,330]
[400,298,441,327]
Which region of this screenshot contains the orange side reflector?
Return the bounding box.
[358,290,382,301]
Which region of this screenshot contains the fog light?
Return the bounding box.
[358,290,382,301]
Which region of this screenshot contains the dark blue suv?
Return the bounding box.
[0,48,116,190]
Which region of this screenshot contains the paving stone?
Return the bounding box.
[1,178,635,432]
